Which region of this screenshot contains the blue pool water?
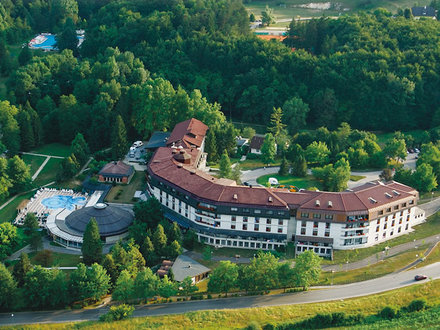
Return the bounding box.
[31,35,84,51]
[41,195,86,210]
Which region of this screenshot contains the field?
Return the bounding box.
[256,173,323,190]
[0,191,35,223]
[21,154,46,176]
[105,171,145,204]
[29,251,82,267]
[15,279,440,329]
[30,143,71,157]
[33,158,63,187]
[245,0,431,23]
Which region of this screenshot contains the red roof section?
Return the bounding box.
[99,161,133,177]
[166,118,208,149]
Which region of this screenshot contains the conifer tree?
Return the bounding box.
[13,252,31,287]
[205,128,217,161]
[268,107,286,137]
[111,115,128,160]
[219,150,232,178]
[82,218,102,265]
[279,156,289,176]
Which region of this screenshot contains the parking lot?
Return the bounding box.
[125,142,147,163]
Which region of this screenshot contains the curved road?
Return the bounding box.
[1,262,440,326]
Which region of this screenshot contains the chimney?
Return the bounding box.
[315,200,320,207]
[328,201,332,208]
[233,194,238,200]
[268,196,273,202]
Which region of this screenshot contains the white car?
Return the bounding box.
[133,141,143,148]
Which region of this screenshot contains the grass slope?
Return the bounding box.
[13,280,440,329]
[33,157,63,187]
[21,154,46,176]
[0,191,34,223]
[105,171,145,204]
[30,143,71,157]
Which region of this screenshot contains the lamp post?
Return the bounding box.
[331,270,335,286]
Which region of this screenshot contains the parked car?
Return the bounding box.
[414,274,427,281]
[133,141,143,148]
[129,152,135,158]
[414,148,420,153]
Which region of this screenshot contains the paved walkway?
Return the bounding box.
[22,152,64,159]
[31,156,50,181]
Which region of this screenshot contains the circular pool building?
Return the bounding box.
[46,203,134,249]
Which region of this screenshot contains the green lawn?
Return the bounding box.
[29,251,82,267]
[375,129,426,147]
[0,191,34,223]
[239,159,282,171]
[33,158,63,187]
[350,174,366,181]
[105,171,145,204]
[21,154,47,176]
[256,173,323,190]
[30,143,71,157]
[330,213,440,265]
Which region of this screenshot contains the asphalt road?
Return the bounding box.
[1,262,439,326]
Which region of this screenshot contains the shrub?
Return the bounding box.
[99,304,134,322]
[246,153,260,160]
[246,321,262,330]
[406,299,427,313]
[262,324,275,330]
[378,306,397,319]
[207,294,212,299]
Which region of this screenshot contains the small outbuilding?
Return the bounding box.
[98,161,134,184]
[171,255,211,283]
[411,6,436,19]
[249,135,265,154]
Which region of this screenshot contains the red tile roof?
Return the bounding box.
[99,161,134,177]
[167,118,208,149]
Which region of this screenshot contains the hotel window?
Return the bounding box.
[254,209,261,214]
[266,227,271,232]
[405,224,409,230]
[325,223,330,229]
[386,208,391,212]
[377,219,381,224]
[391,220,395,227]
[312,230,318,236]
[383,223,387,230]
[313,222,319,228]
[267,210,273,215]
[185,204,188,209]
[301,221,306,227]
[243,208,250,213]
[254,225,259,231]
[399,218,402,224]
[378,210,384,215]
[383,232,386,238]
[243,217,248,223]
[266,219,271,224]
[231,216,236,222]
[402,203,407,208]
[278,219,283,225]
[231,207,238,212]
[325,231,330,237]
[242,224,247,230]
[300,228,306,235]
[231,224,236,229]
[376,225,380,232]
[301,212,309,218]
[255,217,260,223]
[313,213,321,219]
[390,231,394,236]
[407,215,410,221]
[325,214,333,220]
[394,205,399,210]
[409,200,414,205]
[277,211,285,215]
[398,227,401,233]
[278,228,283,233]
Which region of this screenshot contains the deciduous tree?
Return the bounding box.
[207,260,238,296]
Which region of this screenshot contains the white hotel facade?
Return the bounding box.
[146,119,425,258]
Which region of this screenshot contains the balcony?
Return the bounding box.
[195,209,221,219]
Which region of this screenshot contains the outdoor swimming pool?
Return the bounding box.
[29,34,84,51]
[41,195,86,210]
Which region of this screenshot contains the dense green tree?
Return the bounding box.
[86,263,111,301]
[261,133,276,164]
[158,275,177,298]
[180,276,199,297]
[384,138,407,161]
[113,269,134,303]
[18,46,32,66]
[17,108,34,151]
[153,224,167,257]
[242,127,256,140]
[282,97,310,134]
[141,236,156,266]
[205,128,218,162]
[133,198,163,229]
[379,168,394,182]
[219,150,232,178]
[57,154,80,181]
[13,252,31,287]
[278,262,296,292]
[207,260,238,296]
[125,241,146,275]
[29,231,43,252]
[413,163,437,192]
[23,212,39,234]
[293,250,322,290]
[81,218,102,265]
[0,222,18,260]
[111,115,128,160]
[182,229,198,250]
[133,268,159,300]
[279,156,289,176]
[167,222,182,244]
[7,156,31,194]
[0,262,17,311]
[261,5,275,26]
[231,163,242,184]
[167,240,182,259]
[268,107,286,138]
[306,141,330,166]
[56,19,79,56]
[71,133,89,166]
[102,254,118,286]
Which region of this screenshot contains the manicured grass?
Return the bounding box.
[193,244,259,259]
[29,251,82,267]
[17,280,440,329]
[330,213,440,265]
[416,243,440,268]
[240,159,282,171]
[350,174,366,181]
[33,158,63,187]
[320,245,429,285]
[256,173,323,190]
[105,171,145,204]
[0,191,34,223]
[30,143,71,157]
[21,154,47,176]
